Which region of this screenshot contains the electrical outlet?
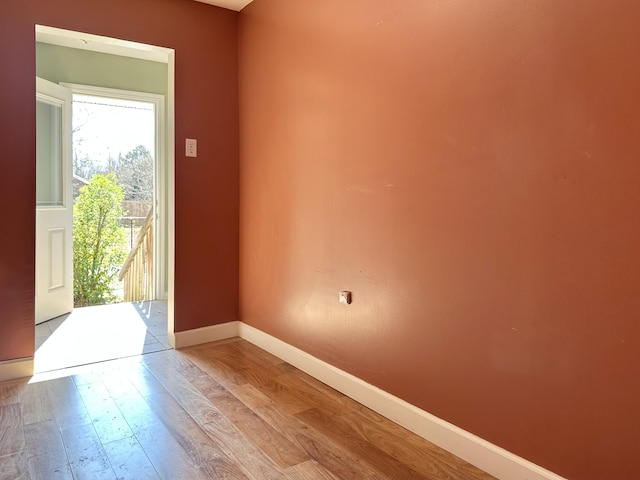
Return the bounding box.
[339,291,352,305]
[186,138,197,157]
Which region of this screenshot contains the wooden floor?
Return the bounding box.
[0,338,495,480]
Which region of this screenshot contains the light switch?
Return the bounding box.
[186,138,197,157]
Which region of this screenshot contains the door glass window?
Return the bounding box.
[36,98,63,206]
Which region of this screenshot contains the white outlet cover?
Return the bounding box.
[339,291,352,305]
[186,138,197,157]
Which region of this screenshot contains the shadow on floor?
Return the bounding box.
[34,300,170,374]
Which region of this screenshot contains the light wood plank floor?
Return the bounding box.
[0,338,495,479]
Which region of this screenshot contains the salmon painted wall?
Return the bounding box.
[238,1,640,478]
[0,0,239,361]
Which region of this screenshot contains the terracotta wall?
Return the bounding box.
[238,1,640,478]
[0,0,239,360]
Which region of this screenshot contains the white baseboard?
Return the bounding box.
[171,321,239,349]
[0,357,34,382]
[172,321,565,479]
[237,323,566,480]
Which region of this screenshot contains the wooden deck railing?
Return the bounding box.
[119,210,154,302]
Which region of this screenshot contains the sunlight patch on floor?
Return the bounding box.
[34,301,169,374]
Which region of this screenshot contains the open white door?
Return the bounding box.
[35,77,73,325]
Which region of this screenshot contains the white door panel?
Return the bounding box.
[36,77,73,324]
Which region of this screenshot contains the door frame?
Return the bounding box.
[62,83,167,300]
[36,25,176,344]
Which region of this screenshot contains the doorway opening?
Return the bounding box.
[34,25,176,374]
[67,86,162,307]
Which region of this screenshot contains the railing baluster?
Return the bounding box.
[119,210,154,302]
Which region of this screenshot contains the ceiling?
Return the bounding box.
[193,0,254,11]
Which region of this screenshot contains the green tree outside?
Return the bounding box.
[73,173,128,306]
